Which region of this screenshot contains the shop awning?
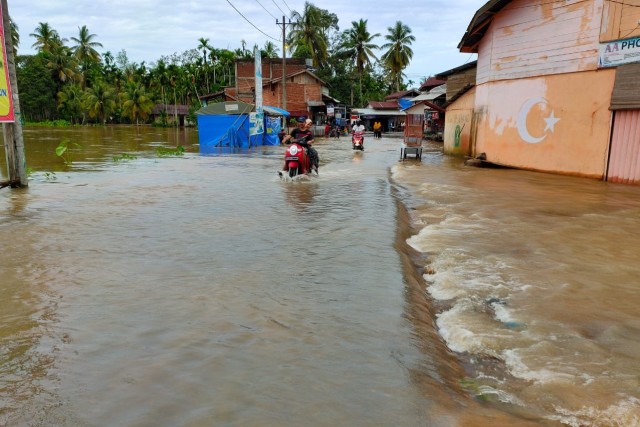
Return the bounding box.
[263,105,290,116]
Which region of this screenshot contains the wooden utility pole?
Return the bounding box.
[1,0,27,188]
[276,16,293,111]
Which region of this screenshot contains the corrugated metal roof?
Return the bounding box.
[434,61,478,79]
[419,78,446,92]
[367,101,399,109]
[458,0,513,52]
[384,89,420,100]
[410,86,446,102]
[351,108,406,117]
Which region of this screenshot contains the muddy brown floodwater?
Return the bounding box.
[1,126,639,426]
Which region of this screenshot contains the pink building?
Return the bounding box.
[451,0,640,184]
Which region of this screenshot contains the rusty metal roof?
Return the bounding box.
[458,0,513,53]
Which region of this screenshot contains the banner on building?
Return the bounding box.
[599,37,640,68]
[0,1,15,122]
[253,47,264,135]
[327,105,334,117]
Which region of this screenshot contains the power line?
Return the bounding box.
[270,0,287,17]
[225,0,281,42]
[254,0,278,21]
[280,0,293,15]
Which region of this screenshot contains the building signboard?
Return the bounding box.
[599,37,640,67]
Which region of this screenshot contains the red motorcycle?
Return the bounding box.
[352,131,364,151]
[281,138,312,178]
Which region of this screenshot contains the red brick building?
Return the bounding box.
[201,58,339,124]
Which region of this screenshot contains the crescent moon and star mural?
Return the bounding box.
[516,97,561,144]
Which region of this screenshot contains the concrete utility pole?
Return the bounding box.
[276,16,293,111]
[1,0,27,188]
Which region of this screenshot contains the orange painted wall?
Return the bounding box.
[474,69,616,177]
[444,88,476,156]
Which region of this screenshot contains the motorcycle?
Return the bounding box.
[280,138,313,178]
[352,131,364,151]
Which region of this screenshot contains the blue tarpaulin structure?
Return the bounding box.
[196,101,262,149]
[263,105,290,146]
[398,97,413,110]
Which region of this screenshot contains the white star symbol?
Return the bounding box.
[544,111,560,132]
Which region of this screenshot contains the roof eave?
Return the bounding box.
[458,0,512,51]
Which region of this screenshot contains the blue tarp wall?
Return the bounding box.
[197,114,262,148]
[264,116,282,146]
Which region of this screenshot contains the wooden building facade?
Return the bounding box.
[457,0,640,183]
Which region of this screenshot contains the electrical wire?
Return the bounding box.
[280,0,293,15]
[270,0,288,17]
[255,0,278,21]
[225,0,281,42]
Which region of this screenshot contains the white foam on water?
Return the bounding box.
[424,252,513,302]
[423,270,467,300]
[435,301,513,356]
[476,385,525,406]
[491,301,517,324]
[502,348,578,384]
[549,396,640,427]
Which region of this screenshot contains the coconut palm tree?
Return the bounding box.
[340,19,379,106]
[150,59,170,108]
[83,81,117,124]
[261,41,279,59]
[197,37,213,92]
[70,25,103,87]
[71,25,103,63]
[120,81,154,125]
[9,16,19,53]
[57,83,84,124]
[30,22,61,53]
[197,37,211,64]
[380,21,415,92]
[45,42,78,91]
[288,2,331,67]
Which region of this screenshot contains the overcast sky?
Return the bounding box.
[8,0,481,86]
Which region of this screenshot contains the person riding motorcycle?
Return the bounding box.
[352,120,365,134]
[282,117,319,173]
[352,120,366,150]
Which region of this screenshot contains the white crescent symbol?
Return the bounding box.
[517,97,548,144]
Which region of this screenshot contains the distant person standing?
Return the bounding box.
[390,122,395,132]
[373,121,382,139]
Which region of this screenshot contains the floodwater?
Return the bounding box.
[1,126,639,427]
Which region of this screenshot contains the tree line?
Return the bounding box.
[10,1,417,126]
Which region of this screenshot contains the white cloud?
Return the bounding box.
[10,0,481,84]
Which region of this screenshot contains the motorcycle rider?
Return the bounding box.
[352,120,366,150]
[282,117,319,173]
[352,120,366,134]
